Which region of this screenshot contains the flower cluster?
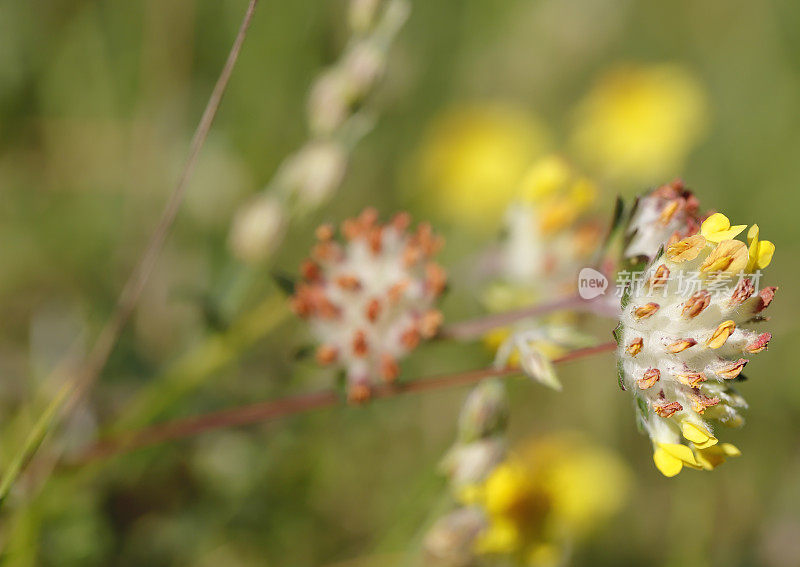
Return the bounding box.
[290,208,446,401]
[616,211,776,476]
[495,154,601,292]
[623,178,702,262]
[483,155,602,388]
[427,434,630,567]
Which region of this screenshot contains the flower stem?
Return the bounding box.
[0,0,260,509]
[72,342,616,464]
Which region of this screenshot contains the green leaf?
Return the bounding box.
[620,285,632,310]
[612,322,624,346]
[617,358,626,391]
[636,395,649,416]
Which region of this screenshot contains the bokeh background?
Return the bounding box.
[0,0,799,565]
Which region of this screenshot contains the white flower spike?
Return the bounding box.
[616,207,777,477]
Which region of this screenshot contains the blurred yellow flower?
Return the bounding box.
[571,63,707,183]
[416,103,549,228]
[462,434,630,565]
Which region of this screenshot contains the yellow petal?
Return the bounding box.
[747,224,760,245]
[746,224,775,271]
[680,421,717,448]
[483,462,531,516]
[653,447,683,477]
[693,437,718,450]
[666,234,706,262]
[706,320,736,349]
[694,443,741,470]
[754,240,775,270]
[699,240,748,274]
[720,443,742,457]
[701,213,746,243]
[658,442,701,467]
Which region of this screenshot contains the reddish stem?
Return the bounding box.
[74,341,616,464]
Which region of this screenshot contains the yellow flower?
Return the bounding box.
[698,240,748,274]
[652,442,702,477]
[571,63,707,183]
[415,103,549,228]
[468,435,629,563]
[700,213,746,243]
[694,443,741,470]
[746,224,775,271]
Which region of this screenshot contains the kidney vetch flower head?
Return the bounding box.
[481,155,602,389]
[290,208,446,401]
[616,210,776,476]
[434,434,629,567]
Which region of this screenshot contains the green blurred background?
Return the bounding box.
[0,0,798,565]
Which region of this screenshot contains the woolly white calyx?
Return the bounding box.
[291,208,446,401]
[624,179,701,261]
[616,219,776,477]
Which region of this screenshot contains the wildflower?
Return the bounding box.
[624,179,703,262]
[479,156,602,390]
[228,195,287,263]
[290,209,446,401]
[415,103,549,228]
[571,63,707,183]
[616,209,777,476]
[458,435,629,565]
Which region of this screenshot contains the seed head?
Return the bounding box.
[291,209,446,401]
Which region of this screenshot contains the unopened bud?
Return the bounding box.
[457,379,509,443]
[423,508,486,567]
[280,142,347,208]
[228,195,286,263]
[307,69,352,137]
[341,41,386,96]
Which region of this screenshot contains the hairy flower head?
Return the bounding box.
[616,210,777,476]
[290,208,446,401]
[571,63,707,183]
